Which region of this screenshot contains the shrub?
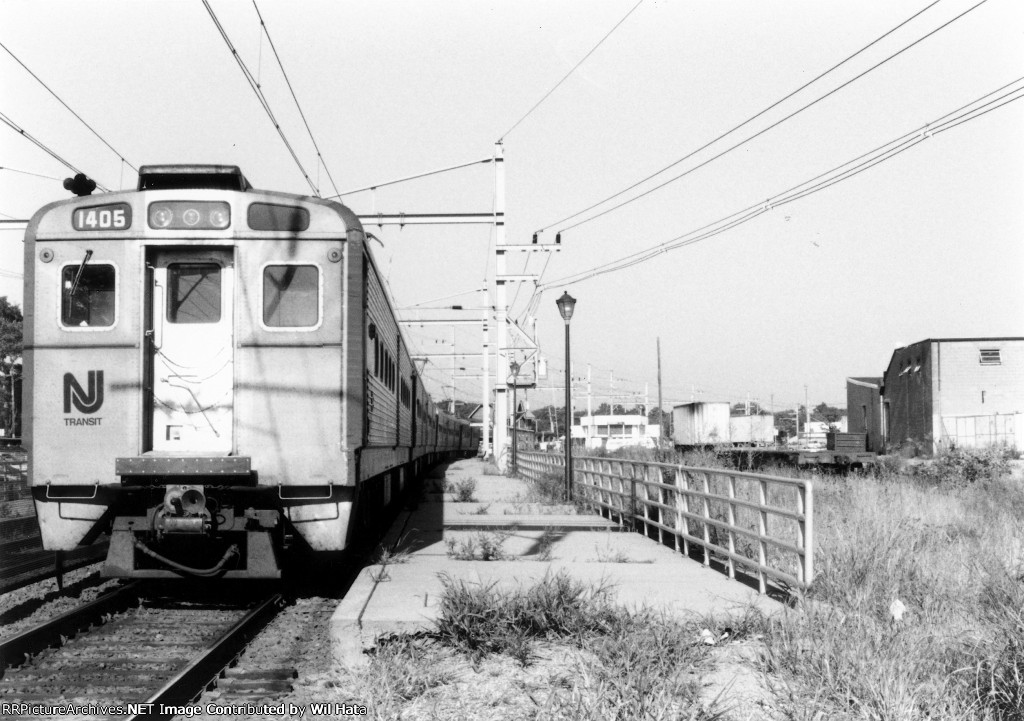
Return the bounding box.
[916,447,1011,486]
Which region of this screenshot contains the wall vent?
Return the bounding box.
[979,348,1001,365]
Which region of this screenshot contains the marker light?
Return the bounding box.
[148,201,231,230]
[208,207,230,229]
[151,206,174,228]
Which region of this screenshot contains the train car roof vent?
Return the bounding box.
[137,164,251,192]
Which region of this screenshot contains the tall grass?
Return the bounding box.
[760,454,1024,720]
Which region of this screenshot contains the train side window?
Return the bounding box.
[263,265,319,328]
[61,264,116,327]
[168,263,221,323]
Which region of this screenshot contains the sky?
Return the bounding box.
[2,0,1022,414]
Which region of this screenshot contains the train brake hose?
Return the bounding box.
[133,539,239,577]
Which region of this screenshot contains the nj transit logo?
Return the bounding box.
[63,371,104,414]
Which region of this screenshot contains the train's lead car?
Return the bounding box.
[24,164,478,579]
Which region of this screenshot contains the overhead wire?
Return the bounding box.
[538,76,1024,290]
[0,110,110,191]
[201,0,321,196]
[0,40,139,175]
[0,166,63,181]
[250,0,342,198]
[497,0,644,142]
[543,0,986,236]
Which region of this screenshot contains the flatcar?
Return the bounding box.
[22,164,478,579]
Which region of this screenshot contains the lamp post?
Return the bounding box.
[509,360,520,474]
[556,291,576,501]
[1,358,21,439]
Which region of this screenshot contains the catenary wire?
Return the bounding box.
[539,0,945,233]
[539,77,1024,290]
[497,0,644,142]
[0,166,63,181]
[251,1,342,198]
[548,0,986,235]
[0,110,110,191]
[202,0,321,196]
[0,40,139,174]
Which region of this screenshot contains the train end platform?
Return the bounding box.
[330,457,782,666]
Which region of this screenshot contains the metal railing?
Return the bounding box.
[518,451,813,592]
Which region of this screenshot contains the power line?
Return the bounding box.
[250,0,341,198]
[497,0,644,142]
[543,0,985,235]
[539,77,1024,290]
[0,166,63,181]
[0,109,110,191]
[0,40,139,174]
[202,0,320,196]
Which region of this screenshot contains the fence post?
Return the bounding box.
[801,480,814,586]
[679,467,690,557]
[653,465,665,546]
[726,474,736,580]
[701,471,711,568]
[757,478,768,594]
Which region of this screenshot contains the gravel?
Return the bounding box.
[0,566,121,640]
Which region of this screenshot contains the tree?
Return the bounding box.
[0,297,24,437]
[730,401,771,416]
[775,407,805,439]
[648,407,673,440]
[811,402,844,426]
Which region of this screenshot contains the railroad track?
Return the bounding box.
[0,582,286,720]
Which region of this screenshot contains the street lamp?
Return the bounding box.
[555,291,576,500]
[1,357,22,439]
[509,360,520,474]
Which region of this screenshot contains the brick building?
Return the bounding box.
[846,377,884,453]
[880,337,1024,455]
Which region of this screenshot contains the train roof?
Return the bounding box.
[26,165,364,240]
[137,164,252,192]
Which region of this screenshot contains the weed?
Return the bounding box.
[430,571,720,717]
[444,531,509,561]
[449,476,477,503]
[472,503,491,515]
[593,545,642,563]
[536,528,558,561]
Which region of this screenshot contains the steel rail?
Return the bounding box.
[128,592,286,720]
[0,581,142,670]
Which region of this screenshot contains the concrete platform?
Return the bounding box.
[331,457,782,666]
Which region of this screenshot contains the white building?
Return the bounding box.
[572,415,661,451]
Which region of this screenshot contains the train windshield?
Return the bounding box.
[61,264,115,327]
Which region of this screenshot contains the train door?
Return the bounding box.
[147,248,234,453]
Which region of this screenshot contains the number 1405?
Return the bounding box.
[73,203,132,231]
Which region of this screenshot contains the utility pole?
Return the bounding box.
[657,337,664,440]
[493,143,509,470]
[481,287,490,457]
[587,364,592,417]
[804,384,810,429]
[450,324,456,414]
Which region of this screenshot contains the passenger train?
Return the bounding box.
[23,164,479,579]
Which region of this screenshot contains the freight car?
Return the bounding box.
[672,402,775,446]
[22,164,478,579]
[671,402,874,468]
